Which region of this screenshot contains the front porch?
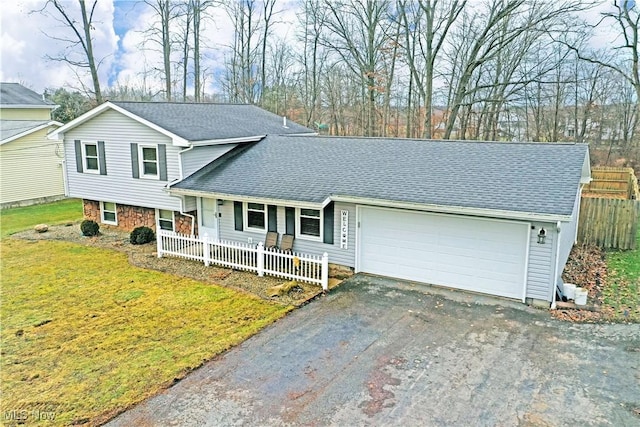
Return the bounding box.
[156,230,330,290]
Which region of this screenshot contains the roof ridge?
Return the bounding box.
[270,134,580,145]
[111,100,254,106]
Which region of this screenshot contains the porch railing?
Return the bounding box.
[157,230,329,290]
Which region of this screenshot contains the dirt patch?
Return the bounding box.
[555,244,609,322]
[11,223,328,306]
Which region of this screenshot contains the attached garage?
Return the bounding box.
[356,206,529,300]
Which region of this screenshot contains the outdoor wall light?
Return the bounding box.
[217,199,224,206]
[537,228,547,244]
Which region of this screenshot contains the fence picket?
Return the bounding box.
[156,230,328,288]
[578,197,639,250]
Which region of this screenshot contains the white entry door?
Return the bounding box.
[357,207,528,300]
[199,198,219,239]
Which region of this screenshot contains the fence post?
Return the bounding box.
[257,242,264,277]
[157,230,163,258]
[203,233,210,266]
[321,252,329,291]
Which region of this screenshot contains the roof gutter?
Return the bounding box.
[327,195,572,223]
[167,188,324,209]
[190,135,265,146]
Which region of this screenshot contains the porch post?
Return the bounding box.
[203,233,211,266]
[321,252,329,291]
[257,242,265,277]
[157,230,163,258]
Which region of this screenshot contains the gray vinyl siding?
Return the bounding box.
[217,200,357,267]
[556,189,580,286]
[181,144,237,178]
[526,222,556,301]
[63,109,182,210]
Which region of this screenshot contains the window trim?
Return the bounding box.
[82,142,100,174]
[101,201,117,225]
[157,209,175,232]
[295,207,323,242]
[138,144,159,179]
[243,202,267,232]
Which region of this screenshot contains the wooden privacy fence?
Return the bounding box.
[157,230,329,290]
[582,167,639,200]
[578,197,640,250]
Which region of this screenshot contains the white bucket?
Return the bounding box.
[563,283,576,300]
[574,288,588,306]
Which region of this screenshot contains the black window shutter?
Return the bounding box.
[158,144,167,181]
[74,140,83,173]
[130,143,139,178]
[97,141,107,175]
[234,201,243,231]
[285,207,295,235]
[268,205,277,232]
[323,202,334,244]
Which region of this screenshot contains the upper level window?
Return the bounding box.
[297,208,322,240]
[245,202,266,231]
[83,143,99,173]
[140,145,158,178]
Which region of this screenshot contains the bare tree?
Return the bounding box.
[143,0,181,101]
[36,0,103,103]
[563,1,640,147]
[322,0,393,136]
[398,0,465,138]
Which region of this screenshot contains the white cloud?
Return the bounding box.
[0,0,118,94]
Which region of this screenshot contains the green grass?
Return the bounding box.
[603,227,640,322]
[0,198,83,237]
[1,238,292,425]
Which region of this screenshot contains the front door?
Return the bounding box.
[199,197,219,240]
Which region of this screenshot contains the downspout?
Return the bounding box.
[61,159,69,196]
[551,220,562,309]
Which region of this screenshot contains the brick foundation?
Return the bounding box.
[82,199,197,234]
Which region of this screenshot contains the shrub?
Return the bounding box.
[80,220,100,237]
[130,226,155,245]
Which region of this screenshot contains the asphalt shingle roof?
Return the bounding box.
[174,135,588,217]
[0,83,54,106]
[0,120,51,142]
[112,102,313,141]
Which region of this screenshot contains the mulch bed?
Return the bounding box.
[11,223,326,306]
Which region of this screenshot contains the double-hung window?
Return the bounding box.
[139,145,158,178]
[101,201,117,225]
[245,202,266,231]
[83,142,99,173]
[297,208,322,240]
[158,209,174,231]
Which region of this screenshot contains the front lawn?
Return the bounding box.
[0,198,83,237]
[1,239,292,425]
[603,227,640,322]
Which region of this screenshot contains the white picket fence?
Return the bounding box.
[156,230,329,290]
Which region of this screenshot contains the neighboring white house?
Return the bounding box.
[51,101,591,307]
[0,83,63,208]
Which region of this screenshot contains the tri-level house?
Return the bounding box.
[51,101,590,307]
[0,83,63,207]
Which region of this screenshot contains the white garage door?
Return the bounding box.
[357,207,529,300]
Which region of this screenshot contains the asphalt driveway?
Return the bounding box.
[108,275,640,426]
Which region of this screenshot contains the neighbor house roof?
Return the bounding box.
[0,120,62,144]
[0,83,56,108]
[48,101,314,146]
[171,136,590,221]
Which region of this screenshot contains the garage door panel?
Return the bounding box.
[358,207,527,300]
